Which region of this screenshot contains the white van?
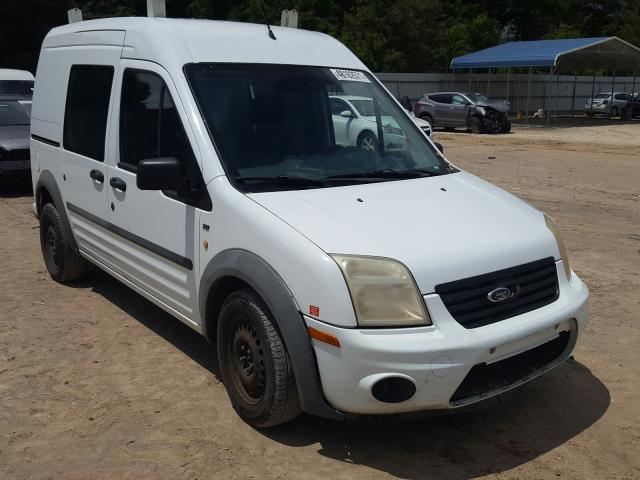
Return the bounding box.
[31,18,588,427]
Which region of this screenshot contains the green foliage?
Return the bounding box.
[2,0,639,74]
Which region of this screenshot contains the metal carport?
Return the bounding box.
[450,37,640,126]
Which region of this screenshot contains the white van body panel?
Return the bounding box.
[249,171,560,295]
[32,37,123,262]
[199,178,358,327]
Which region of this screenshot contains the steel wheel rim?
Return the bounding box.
[229,321,266,405]
[360,135,375,151]
[45,224,59,267]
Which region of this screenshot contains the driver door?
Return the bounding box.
[450,94,470,126]
[103,59,211,328]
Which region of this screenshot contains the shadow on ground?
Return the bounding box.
[0,177,32,198]
[75,269,609,480]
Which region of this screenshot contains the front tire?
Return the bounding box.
[357,131,378,152]
[39,203,88,283]
[470,116,485,134]
[611,106,619,117]
[217,289,301,428]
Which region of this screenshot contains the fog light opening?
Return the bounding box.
[371,376,416,403]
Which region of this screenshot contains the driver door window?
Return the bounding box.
[120,69,210,210]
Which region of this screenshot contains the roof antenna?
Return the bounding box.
[255,0,277,40]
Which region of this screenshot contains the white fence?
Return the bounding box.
[376,72,639,114]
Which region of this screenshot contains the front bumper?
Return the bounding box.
[306,261,588,415]
[585,104,609,113]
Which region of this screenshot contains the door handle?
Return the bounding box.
[89,169,104,183]
[110,177,127,192]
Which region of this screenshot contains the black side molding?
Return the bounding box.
[66,202,193,271]
[31,134,60,148]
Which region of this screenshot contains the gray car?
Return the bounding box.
[584,92,633,117]
[0,95,31,181]
[414,92,511,134]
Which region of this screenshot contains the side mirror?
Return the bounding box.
[340,110,354,118]
[137,157,181,190]
[433,142,444,154]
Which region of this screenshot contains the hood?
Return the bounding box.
[249,172,558,293]
[0,125,30,151]
[474,101,510,113]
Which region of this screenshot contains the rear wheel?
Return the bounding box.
[217,289,301,428]
[470,116,485,134]
[39,203,87,283]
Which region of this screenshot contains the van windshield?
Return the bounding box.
[185,64,449,192]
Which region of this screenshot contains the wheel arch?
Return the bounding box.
[35,170,77,251]
[199,249,343,421]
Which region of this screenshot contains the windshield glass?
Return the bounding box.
[0,80,34,95]
[185,64,448,192]
[0,99,31,126]
[466,93,488,103]
[593,93,610,99]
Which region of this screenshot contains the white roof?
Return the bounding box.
[0,69,35,81]
[43,17,366,71]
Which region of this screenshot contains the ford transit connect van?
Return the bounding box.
[31,18,588,427]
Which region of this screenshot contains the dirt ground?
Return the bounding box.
[1,124,639,480]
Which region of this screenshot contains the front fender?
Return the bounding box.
[199,248,343,421]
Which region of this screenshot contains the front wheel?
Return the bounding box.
[502,119,512,133]
[470,116,485,134]
[611,106,619,117]
[357,131,378,151]
[217,289,301,428]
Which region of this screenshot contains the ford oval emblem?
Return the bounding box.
[487,286,513,303]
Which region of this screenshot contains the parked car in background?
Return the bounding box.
[621,94,640,119]
[0,69,35,95]
[584,92,633,117]
[398,95,433,137]
[0,95,32,181]
[330,95,410,151]
[414,92,511,134]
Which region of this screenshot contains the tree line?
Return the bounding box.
[1,0,639,73]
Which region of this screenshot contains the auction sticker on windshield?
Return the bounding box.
[330,69,370,82]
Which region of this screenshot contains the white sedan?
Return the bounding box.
[329,95,431,152]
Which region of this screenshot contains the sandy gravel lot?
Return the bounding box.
[1,124,639,479]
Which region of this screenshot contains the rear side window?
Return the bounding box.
[119,69,211,210]
[63,65,114,161]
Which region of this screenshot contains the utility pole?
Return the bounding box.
[147,0,166,18]
[67,8,82,23]
[280,9,298,28]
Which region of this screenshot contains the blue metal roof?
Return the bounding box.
[451,37,610,69]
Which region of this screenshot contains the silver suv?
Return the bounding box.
[414,92,511,134]
[585,92,633,117]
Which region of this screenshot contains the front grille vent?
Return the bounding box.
[435,257,559,329]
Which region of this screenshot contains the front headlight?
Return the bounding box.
[544,214,571,281]
[331,254,431,327]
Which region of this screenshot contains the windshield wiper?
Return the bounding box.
[327,168,442,180]
[236,175,327,186]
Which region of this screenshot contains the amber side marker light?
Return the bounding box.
[308,327,340,348]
